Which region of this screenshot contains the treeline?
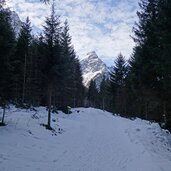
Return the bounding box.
[88,0,171,130]
[0,3,84,127]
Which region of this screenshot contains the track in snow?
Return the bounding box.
[0,107,171,171]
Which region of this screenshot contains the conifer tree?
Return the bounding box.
[155,0,171,128]
[128,0,160,119]
[99,77,108,111]
[0,7,15,125]
[60,20,85,108]
[109,53,127,114]
[12,17,32,105]
[42,2,62,128]
[27,36,43,106]
[129,0,171,124]
[87,80,99,108]
[60,20,75,106]
[73,58,85,107]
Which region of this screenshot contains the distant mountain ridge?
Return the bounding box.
[80,51,109,88]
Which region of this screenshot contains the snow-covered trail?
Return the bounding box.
[0,107,171,171]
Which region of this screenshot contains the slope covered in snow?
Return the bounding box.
[80,51,109,88]
[0,107,171,171]
[10,11,22,37]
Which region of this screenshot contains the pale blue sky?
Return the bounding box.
[6,0,139,66]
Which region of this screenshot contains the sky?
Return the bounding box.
[6,0,139,66]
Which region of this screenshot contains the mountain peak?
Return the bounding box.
[81,51,109,88]
[86,51,98,60]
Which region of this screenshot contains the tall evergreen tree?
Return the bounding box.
[60,20,75,107]
[12,17,32,105]
[109,53,127,114]
[27,36,43,106]
[155,0,171,128]
[129,0,171,126]
[0,7,15,125]
[128,0,160,120]
[73,58,85,107]
[99,77,109,111]
[42,2,62,128]
[87,80,99,108]
[60,20,85,108]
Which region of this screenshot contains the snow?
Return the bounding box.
[82,70,103,87]
[81,51,109,88]
[10,11,22,37]
[0,107,171,171]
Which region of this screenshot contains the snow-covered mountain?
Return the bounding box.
[81,51,109,88]
[10,11,22,37]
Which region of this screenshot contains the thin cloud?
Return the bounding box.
[6,0,139,66]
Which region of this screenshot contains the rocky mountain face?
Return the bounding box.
[80,51,109,89]
[10,11,22,37]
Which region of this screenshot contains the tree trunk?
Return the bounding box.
[145,102,148,120]
[73,96,76,108]
[163,102,167,125]
[1,106,5,125]
[22,53,27,104]
[102,97,105,111]
[47,85,52,128]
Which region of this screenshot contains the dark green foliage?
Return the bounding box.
[38,3,85,127]
[127,0,171,129]
[40,3,62,128]
[87,80,99,108]
[98,0,171,131]
[0,3,85,126]
[26,37,43,106]
[73,58,85,107]
[12,17,32,105]
[0,7,15,124]
[109,53,128,114]
[99,77,112,111]
[59,20,76,107]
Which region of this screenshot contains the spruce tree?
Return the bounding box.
[12,17,32,105]
[60,20,75,107]
[27,36,43,106]
[131,0,160,90]
[156,0,171,128]
[129,0,171,123]
[60,20,85,108]
[109,53,127,114]
[42,2,62,128]
[0,8,15,125]
[99,77,108,111]
[73,58,85,107]
[128,0,160,119]
[87,80,99,108]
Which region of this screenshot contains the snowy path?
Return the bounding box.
[0,107,171,171]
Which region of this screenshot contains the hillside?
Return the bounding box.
[1,107,171,171]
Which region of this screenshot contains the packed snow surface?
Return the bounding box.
[0,107,171,171]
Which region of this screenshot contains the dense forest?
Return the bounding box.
[88,0,171,131]
[0,0,171,131]
[0,1,85,128]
